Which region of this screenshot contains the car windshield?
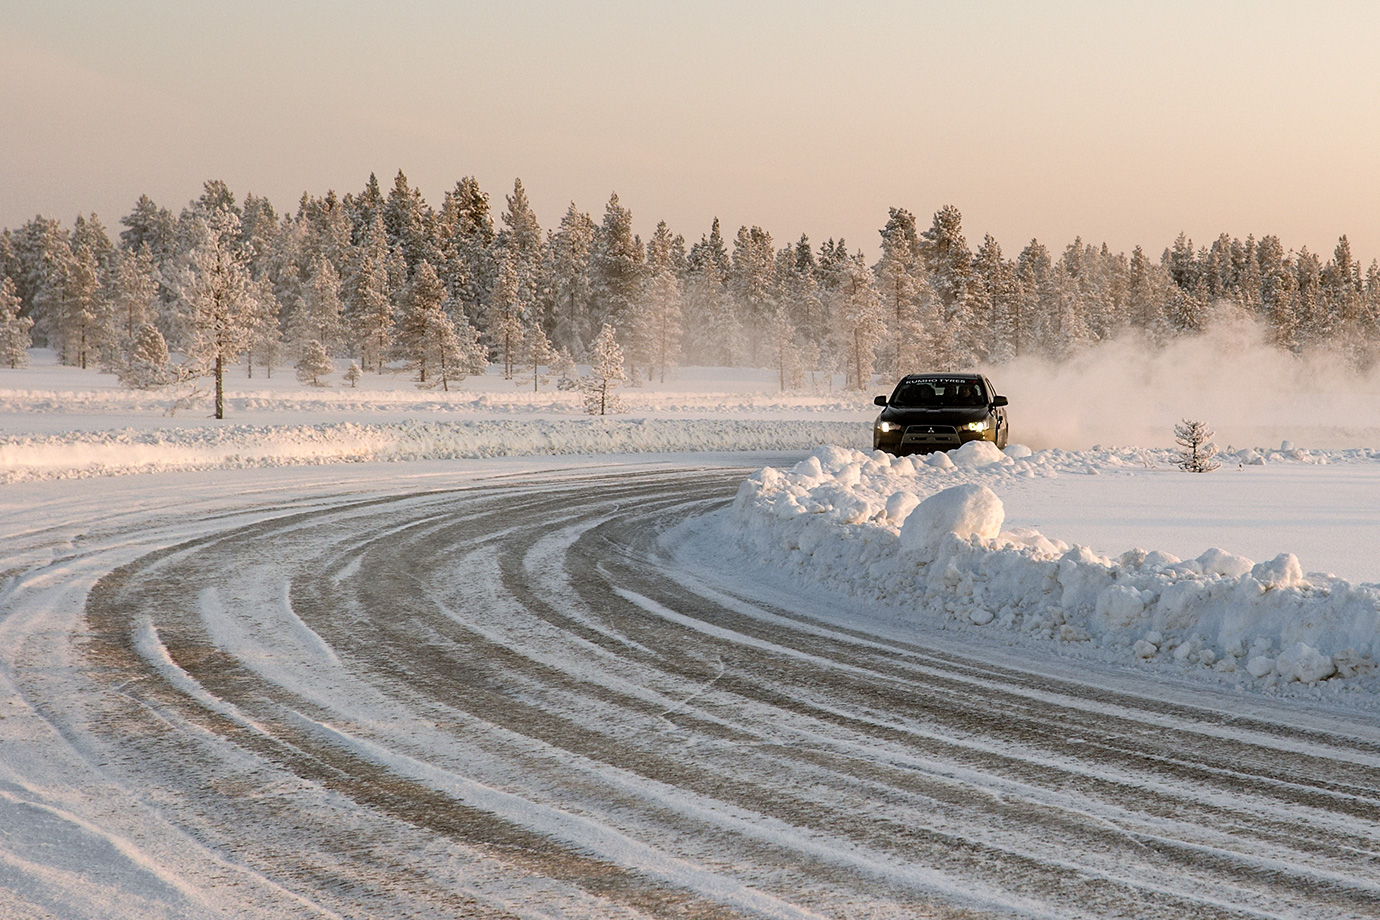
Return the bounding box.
[890,379,987,408]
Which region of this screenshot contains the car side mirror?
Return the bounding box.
[992,395,1008,407]
[874,395,887,407]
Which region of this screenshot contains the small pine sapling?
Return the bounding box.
[1175,418,1220,472]
[295,339,334,387]
[343,361,362,388]
[119,323,173,389]
[582,323,627,415]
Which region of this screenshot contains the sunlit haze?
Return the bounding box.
[4,1,1380,259]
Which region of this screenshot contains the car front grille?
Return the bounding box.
[901,424,961,448]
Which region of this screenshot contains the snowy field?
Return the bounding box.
[3,342,1380,918]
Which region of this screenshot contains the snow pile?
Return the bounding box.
[0,419,868,482]
[729,445,1380,689]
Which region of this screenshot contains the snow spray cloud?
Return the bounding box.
[984,311,1380,451]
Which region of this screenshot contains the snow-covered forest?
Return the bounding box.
[4,171,1379,406]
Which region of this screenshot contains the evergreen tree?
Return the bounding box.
[639,221,683,383]
[1257,235,1299,350]
[831,251,886,389]
[106,245,160,351]
[874,208,925,374]
[683,218,736,365]
[549,202,595,355]
[783,234,828,350]
[920,205,972,319]
[488,249,528,378]
[343,361,362,388]
[52,242,108,369]
[497,178,544,307]
[295,339,334,386]
[344,215,397,372]
[971,234,1020,363]
[729,224,776,363]
[117,323,171,388]
[0,277,33,368]
[396,260,485,389]
[383,170,435,271]
[345,173,385,245]
[243,276,283,380]
[582,323,627,415]
[440,176,495,328]
[589,193,644,339]
[518,321,558,392]
[287,256,345,357]
[766,305,802,391]
[119,194,176,262]
[1175,419,1220,473]
[171,209,260,419]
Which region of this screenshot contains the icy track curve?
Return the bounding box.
[3,459,1380,919]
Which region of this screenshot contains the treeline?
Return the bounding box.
[3,171,1379,401]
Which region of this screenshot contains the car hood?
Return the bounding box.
[876,405,991,426]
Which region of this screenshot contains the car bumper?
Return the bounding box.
[874,426,996,455]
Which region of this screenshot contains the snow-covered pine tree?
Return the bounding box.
[920,205,972,322]
[589,194,644,341]
[766,305,802,392]
[428,309,486,393]
[395,260,447,386]
[439,175,495,331]
[874,207,925,375]
[729,224,776,364]
[682,219,738,366]
[243,276,282,380]
[171,209,259,419]
[105,245,159,358]
[489,249,527,378]
[343,361,362,388]
[295,339,334,386]
[549,202,595,356]
[830,250,885,390]
[0,276,34,368]
[1175,419,1220,473]
[582,323,627,415]
[53,242,108,369]
[287,256,345,359]
[498,178,544,307]
[396,261,487,391]
[642,221,683,383]
[518,321,558,392]
[118,323,172,388]
[344,215,396,372]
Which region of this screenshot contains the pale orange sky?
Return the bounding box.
[4,1,1379,262]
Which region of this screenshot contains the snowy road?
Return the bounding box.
[4,458,1380,919]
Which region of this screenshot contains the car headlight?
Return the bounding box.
[961,419,991,432]
[876,421,902,433]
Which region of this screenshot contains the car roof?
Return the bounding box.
[898,374,983,383]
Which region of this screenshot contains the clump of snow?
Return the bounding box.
[897,484,1004,552]
[728,445,1380,692]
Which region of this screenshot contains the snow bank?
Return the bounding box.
[0,419,867,482]
[729,445,1380,690]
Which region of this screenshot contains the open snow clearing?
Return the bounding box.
[2,457,1379,919]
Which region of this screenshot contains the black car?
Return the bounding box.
[872,373,1009,454]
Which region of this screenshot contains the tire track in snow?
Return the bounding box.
[59,467,1380,919]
